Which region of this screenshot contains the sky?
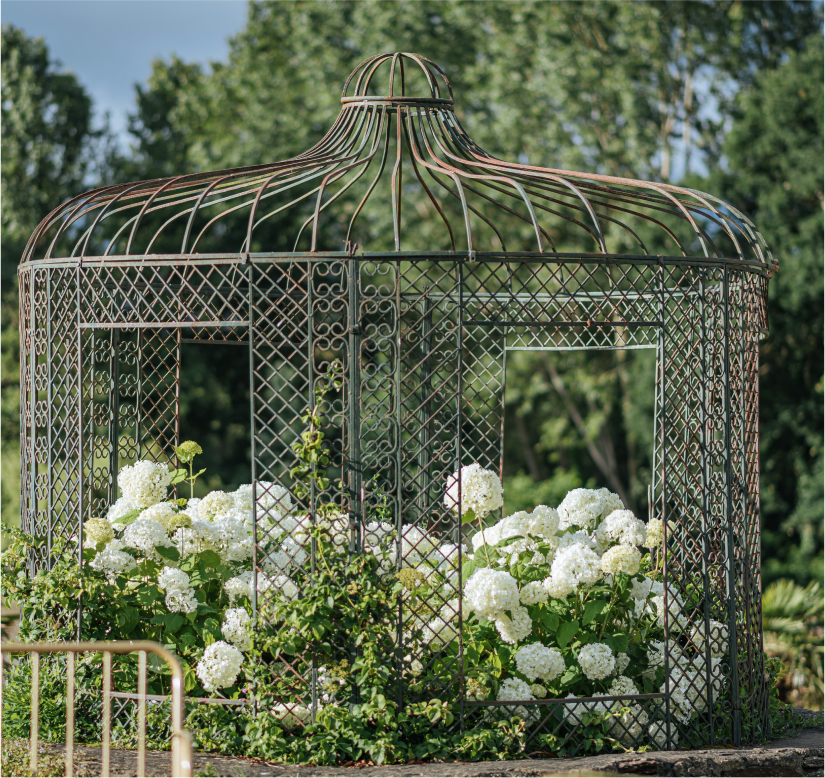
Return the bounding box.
[2,0,249,145]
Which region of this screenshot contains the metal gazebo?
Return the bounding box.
[19,52,772,749]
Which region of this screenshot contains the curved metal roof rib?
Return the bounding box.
[20,52,773,271]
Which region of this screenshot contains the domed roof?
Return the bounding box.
[21,52,772,270]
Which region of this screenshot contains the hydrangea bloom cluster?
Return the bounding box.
[118,461,172,508]
[221,607,252,651]
[444,463,504,518]
[195,640,244,692]
[157,567,198,614]
[436,469,721,750]
[88,539,134,578]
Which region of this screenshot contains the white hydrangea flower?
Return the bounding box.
[174,520,218,556]
[139,502,177,528]
[514,642,565,682]
[519,580,549,606]
[196,640,244,692]
[530,683,547,698]
[616,652,631,674]
[270,703,310,731]
[690,619,728,659]
[84,517,114,546]
[497,676,535,713]
[557,530,598,552]
[164,589,199,614]
[644,640,683,678]
[577,643,615,680]
[444,463,503,518]
[630,576,653,600]
[423,616,459,648]
[122,517,169,560]
[563,693,611,725]
[255,481,293,517]
[221,607,252,651]
[430,543,465,569]
[439,598,460,621]
[364,521,395,548]
[544,543,602,598]
[184,497,204,522]
[397,524,437,566]
[199,491,236,521]
[595,509,646,549]
[107,496,140,526]
[494,604,532,644]
[609,705,649,746]
[608,675,639,698]
[271,574,299,601]
[261,536,309,574]
[118,460,171,508]
[89,539,134,577]
[648,719,678,749]
[526,505,560,538]
[463,568,519,620]
[644,519,664,549]
[557,487,623,531]
[158,567,191,592]
[157,567,198,613]
[212,514,253,563]
[652,592,688,628]
[600,545,642,575]
[470,524,501,551]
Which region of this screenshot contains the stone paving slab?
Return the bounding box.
[50,725,823,778]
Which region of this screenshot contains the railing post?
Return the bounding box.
[102,650,112,777]
[137,649,147,777]
[30,650,40,775]
[65,651,75,777]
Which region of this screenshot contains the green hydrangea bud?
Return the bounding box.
[174,440,203,463]
[395,568,426,590]
[162,512,193,533]
[85,517,114,545]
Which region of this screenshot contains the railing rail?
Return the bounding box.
[0,640,193,777]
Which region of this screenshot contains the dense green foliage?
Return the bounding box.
[713,37,824,585]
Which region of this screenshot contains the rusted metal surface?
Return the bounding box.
[16,53,771,752]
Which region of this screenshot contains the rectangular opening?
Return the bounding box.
[501,346,657,520]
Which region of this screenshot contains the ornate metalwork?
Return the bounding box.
[18,53,771,750]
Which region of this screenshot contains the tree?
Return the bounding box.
[1,25,103,525]
[714,33,824,585]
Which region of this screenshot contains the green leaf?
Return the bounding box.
[115,509,142,527]
[460,508,477,525]
[204,617,222,640]
[541,612,560,632]
[462,560,477,580]
[198,550,222,569]
[556,619,579,649]
[165,614,185,633]
[604,632,629,654]
[168,468,188,485]
[155,546,180,562]
[182,663,198,693]
[582,599,608,626]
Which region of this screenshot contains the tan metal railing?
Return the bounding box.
[0,641,193,777]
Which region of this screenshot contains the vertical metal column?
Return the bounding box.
[722,266,742,746]
[417,295,433,521]
[348,253,362,553]
[108,329,121,506]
